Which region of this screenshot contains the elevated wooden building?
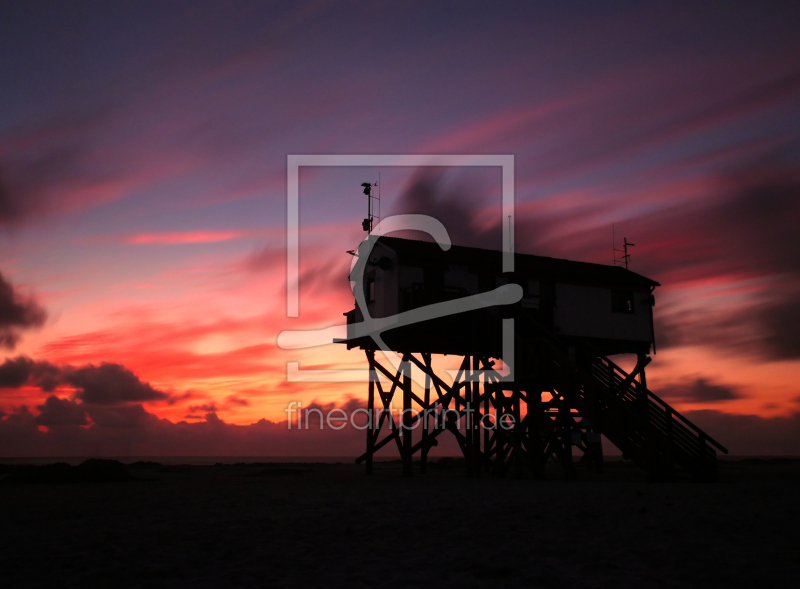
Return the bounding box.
[340,236,727,481]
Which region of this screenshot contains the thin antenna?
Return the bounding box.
[361,182,373,233]
[508,215,513,252]
[360,179,380,233]
[613,227,635,270]
[622,237,635,270]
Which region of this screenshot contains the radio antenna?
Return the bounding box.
[360,179,379,233]
[612,225,635,269]
[622,237,635,270]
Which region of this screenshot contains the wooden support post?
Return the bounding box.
[402,354,413,477]
[454,356,468,412]
[366,350,376,475]
[637,353,658,481]
[637,353,649,411]
[462,356,474,477]
[594,431,604,474]
[495,388,506,478]
[560,378,575,480]
[421,353,431,475]
[529,384,545,479]
[483,362,490,474]
[472,355,481,479]
[513,388,523,479]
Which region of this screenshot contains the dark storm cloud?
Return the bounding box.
[1,397,797,456]
[0,356,36,388]
[35,396,88,427]
[389,169,502,250]
[658,378,741,404]
[188,397,248,413]
[0,271,46,349]
[623,169,800,359]
[84,403,157,429]
[0,356,58,390]
[0,395,377,456]
[0,356,170,406]
[66,363,169,405]
[189,403,218,413]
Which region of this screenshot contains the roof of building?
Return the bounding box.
[375,236,660,289]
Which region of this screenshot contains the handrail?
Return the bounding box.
[593,355,728,454]
[589,359,724,457]
[503,307,728,462]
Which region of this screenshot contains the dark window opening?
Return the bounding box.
[612,290,635,313]
[366,276,375,303]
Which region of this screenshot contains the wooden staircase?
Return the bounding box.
[579,354,727,480]
[516,309,728,481]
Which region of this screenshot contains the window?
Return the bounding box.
[366,276,375,303]
[611,290,635,313]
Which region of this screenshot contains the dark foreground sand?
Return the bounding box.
[1,458,798,588]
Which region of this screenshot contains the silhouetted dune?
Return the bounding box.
[127,460,165,470]
[0,459,132,483]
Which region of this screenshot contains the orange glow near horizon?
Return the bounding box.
[2,2,799,456]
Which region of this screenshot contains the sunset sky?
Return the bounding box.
[2,1,800,456]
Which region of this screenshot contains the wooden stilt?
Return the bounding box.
[472,355,481,479]
[464,355,473,477]
[637,353,658,481]
[512,388,523,479]
[421,352,431,475]
[560,379,575,479]
[402,354,413,477]
[355,343,725,482]
[366,350,375,475]
[483,360,491,474]
[529,383,545,479]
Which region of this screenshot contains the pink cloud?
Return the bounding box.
[125,230,246,245]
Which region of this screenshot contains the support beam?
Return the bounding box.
[402,355,413,477]
[366,351,376,475]
[421,352,431,474]
[356,346,720,482]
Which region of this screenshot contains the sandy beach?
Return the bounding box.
[1,458,798,588]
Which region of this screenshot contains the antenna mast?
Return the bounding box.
[622,238,635,270]
[612,226,635,270]
[360,180,379,233]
